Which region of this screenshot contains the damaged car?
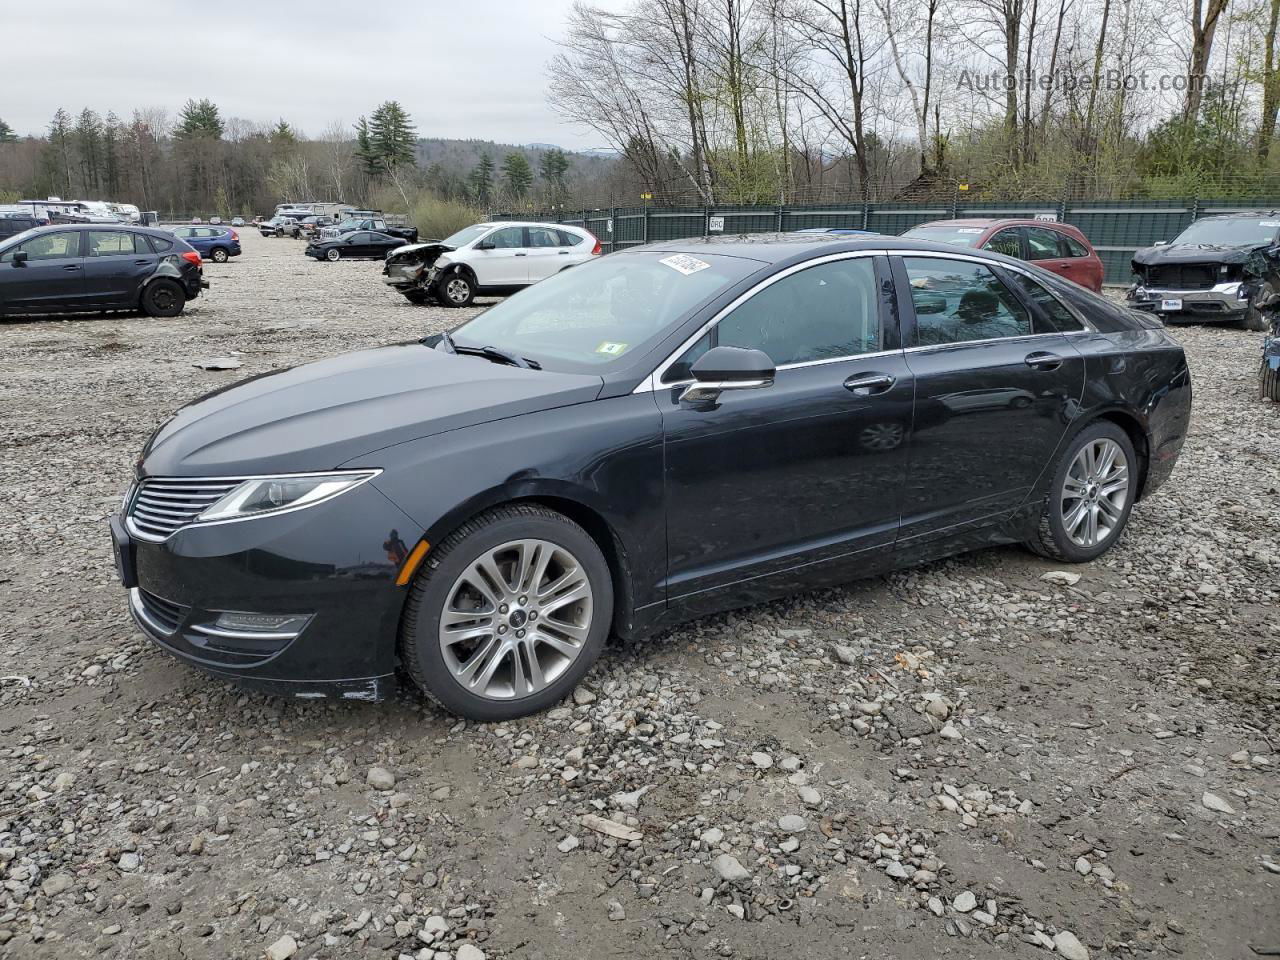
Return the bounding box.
[383,221,601,306]
[1128,213,1280,330]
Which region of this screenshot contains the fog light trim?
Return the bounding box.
[191,611,312,641]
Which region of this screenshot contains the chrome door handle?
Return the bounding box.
[1025,351,1063,370]
[63,264,81,271]
[514,252,527,257]
[843,373,895,394]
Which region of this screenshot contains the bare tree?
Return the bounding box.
[1185,0,1230,118]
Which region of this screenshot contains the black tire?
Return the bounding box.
[325,248,341,262]
[403,289,431,305]
[140,279,185,318]
[209,247,229,263]
[399,504,613,721]
[1244,304,1271,332]
[439,271,475,308]
[1261,359,1280,401]
[1025,421,1138,563]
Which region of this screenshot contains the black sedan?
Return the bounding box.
[305,231,407,261]
[111,235,1191,719]
[0,224,205,318]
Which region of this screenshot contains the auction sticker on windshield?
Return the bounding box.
[659,254,711,276]
[595,341,629,355]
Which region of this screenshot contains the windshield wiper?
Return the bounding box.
[453,344,541,370]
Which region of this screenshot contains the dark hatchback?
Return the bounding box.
[0,224,205,317]
[112,235,1191,719]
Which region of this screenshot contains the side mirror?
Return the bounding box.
[475,241,495,251]
[680,346,775,404]
[912,290,948,315]
[11,251,28,265]
[1153,240,1169,247]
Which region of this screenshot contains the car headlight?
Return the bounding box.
[197,470,379,523]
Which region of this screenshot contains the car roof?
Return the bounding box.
[626,232,1054,265]
[909,218,1073,229]
[481,221,585,230]
[1194,210,1280,220]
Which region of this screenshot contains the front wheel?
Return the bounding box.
[439,272,475,307]
[140,279,185,318]
[1025,422,1137,563]
[325,248,341,262]
[399,504,613,721]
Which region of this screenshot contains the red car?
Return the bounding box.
[902,219,1105,292]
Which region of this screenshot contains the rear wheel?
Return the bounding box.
[1025,421,1137,563]
[140,279,185,318]
[1261,359,1280,401]
[399,504,613,721]
[440,272,475,307]
[325,248,341,262]
[209,247,229,263]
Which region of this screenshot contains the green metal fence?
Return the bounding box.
[495,196,1280,285]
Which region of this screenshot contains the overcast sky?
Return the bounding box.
[1,1,621,151]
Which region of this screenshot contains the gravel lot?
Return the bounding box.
[0,230,1277,960]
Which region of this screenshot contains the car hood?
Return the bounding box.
[387,241,452,261]
[1132,242,1263,267]
[140,343,604,477]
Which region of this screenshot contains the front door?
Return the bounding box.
[659,254,913,612]
[83,230,157,306]
[473,226,528,286]
[893,254,1085,551]
[0,230,86,312]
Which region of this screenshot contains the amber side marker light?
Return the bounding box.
[396,540,431,586]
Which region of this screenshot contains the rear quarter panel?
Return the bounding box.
[1069,327,1192,497]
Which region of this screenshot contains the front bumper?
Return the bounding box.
[1127,282,1249,322]
[114,480,423,701]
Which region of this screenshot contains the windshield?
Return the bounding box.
[901,225,988,247]
[1173,217,1280,246]
[441,224,491,248]
[449,251,762,373]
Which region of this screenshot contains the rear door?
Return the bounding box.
[1024,225,1078,283]
[893,253,1085,555]
[0,230,86,312]
[84,230,157,305]
[472,226,528,286]
[524,226,568,282]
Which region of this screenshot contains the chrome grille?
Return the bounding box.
[126,477,243,541]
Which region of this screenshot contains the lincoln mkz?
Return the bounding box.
[111,235,1191,719]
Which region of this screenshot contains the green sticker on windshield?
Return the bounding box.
[596,341,629,356]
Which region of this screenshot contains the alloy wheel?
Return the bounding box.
[1060,438,1130,547]
[438,538,593,701]
[445,278,470,303]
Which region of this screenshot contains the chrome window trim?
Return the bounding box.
[634,249,889,394]
[891,249,1098,335]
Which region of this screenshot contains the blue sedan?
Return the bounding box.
[169,225,242,263]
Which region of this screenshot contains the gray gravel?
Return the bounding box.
[0,232,1277,959]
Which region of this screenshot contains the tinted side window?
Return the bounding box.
[527,227,561,248]
[982,229,1021,258]
[488,228,524,249]
[1063,234,1089,257]
[88,232,135,257]
[1025,227,1065,260]
[556,230,582,246]
[133,234,155,255]
[903,257,1032,346]
[4,231,80,261]
[150,235,174,253]
[1009,272,1085,332]
[715,258,879,366]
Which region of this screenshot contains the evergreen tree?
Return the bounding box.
[174,98,224,140]
[501,152,533,199]
[538,148,571,203]
[354,116,380,177]
[0,118,16,143]
[367,101,416,172]
[102,112,121,197]
[45,108,75,196]
[75,108,104,194]
[468,154,495,205]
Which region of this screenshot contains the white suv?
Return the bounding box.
[384,221,601,307]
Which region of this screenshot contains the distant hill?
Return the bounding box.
[414,138,617,179]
